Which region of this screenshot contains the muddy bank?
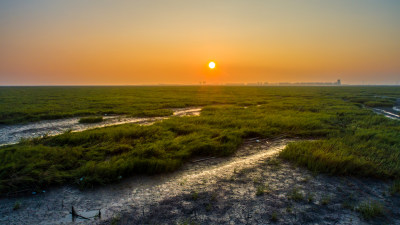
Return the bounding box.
[0,139,290,225]
[98,141,400,225]
[1,138,399,224]
[0,107,201,146]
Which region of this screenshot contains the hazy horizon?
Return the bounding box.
[1,0,400,85]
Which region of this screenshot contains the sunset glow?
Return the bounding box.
[0,1,399,85]
[209,62,216,69]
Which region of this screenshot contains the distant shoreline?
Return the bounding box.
[1,84,400,87]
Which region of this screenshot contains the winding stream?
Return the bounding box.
[371,98,400,120]
[0,107,202,146]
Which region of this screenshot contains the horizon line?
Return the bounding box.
[1,84,400,87]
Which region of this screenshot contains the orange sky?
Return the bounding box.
[1,1,400,85]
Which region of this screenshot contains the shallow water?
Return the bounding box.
[372,98,400,120]
[0,107,201,146]
[372,108,400,120]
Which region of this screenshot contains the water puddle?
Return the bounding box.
[372,108,400,120]
[0,107,202,146]
[58,209,103,225]
[370,98,400,120]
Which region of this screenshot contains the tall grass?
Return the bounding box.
[279,114,400,178]
[356,200,385,220]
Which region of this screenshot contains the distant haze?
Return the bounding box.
[1,0,399,85]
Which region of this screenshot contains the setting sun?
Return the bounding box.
[208,61,216,69]
[1,1,400,224]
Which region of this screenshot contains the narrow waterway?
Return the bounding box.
[0,107,202,146]
[370,98,400,120]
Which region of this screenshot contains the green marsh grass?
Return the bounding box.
[356,200,385,220]
[390,180,400,195]
[13,201,21,210]
[0,86,399,193]
[287,187,304,201]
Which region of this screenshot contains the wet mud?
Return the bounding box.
[1,139,399,224]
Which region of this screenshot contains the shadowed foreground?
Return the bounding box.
[2,139,399,224]
[99,139,400,225]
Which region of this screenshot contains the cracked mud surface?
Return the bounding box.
[1,139,399,224]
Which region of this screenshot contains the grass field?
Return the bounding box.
[0,86,399,193]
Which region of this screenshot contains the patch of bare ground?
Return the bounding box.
[1,138,399,224]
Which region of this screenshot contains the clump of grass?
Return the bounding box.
[341,194,357,210]
[13,201,21,210]
[287,188,304,201]
[267,159,281,170]
[111,214,121,225]
[79,116,103,123]
[321,195,331,205]
[210,192,218,202]
[191,191,199,200]
[356,200,385,220]
[306,192,314,203]
[301,176,311,183]
[342,200,355,210]
[271,211,278,222]
[206,203,212,211]
[238,168,252,175]
[256,183,270,196]
[253,177,262,184]
[389,180,400,195]
[256,186,265,196]
[179,219,199,225]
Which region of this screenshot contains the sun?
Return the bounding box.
[208,61,216,69]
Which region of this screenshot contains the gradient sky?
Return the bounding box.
[1,0,400,85]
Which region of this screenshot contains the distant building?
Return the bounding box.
[337,79,341,85]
